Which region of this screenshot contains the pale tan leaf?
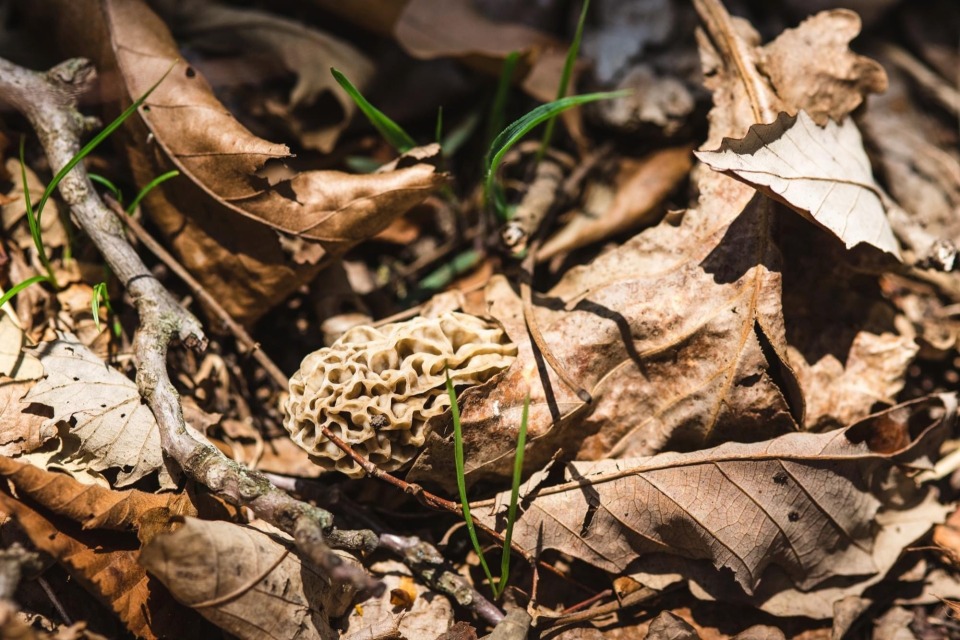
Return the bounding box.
[473,395,955,596]
[695,110,901,258]
[0,378,56,456]
[0,492,215,640]
[0,314,43,380]
[140,517,358,640]
[22,340,164,487]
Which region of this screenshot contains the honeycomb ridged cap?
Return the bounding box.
[283,312,517,477]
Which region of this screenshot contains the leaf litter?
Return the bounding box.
[2,0,960,638]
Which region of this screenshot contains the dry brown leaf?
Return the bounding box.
[539,146,693,260]
[757,10,887,126]
[0,456,189,531]
[140,517,358,640]
[0,378,55,457]
[695,111,901,258]
[150,0,374,152]
[0,492,215,640]
[37,0,443,325]
[473,395,954,598]
[23,339,167,487]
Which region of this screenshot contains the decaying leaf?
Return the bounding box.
[140,517,358,640]
[473,395,955,598]
[22,339,166,487]
[37,0,443,325]
[0,312,43,380]
[0,491,214,640]
[695,111,901,258]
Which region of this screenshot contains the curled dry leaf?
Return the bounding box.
[38,0,443,325]
[473,395,955,598]
[0,456,188,532]
[140,517,358,640]
[0,491,214,640]
[22,339,166,487]
[695,110,902,258]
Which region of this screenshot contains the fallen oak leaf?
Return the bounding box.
[472,395,956,596]
[695,110,902,258]
[23,339,166,488]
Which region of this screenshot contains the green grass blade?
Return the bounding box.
[537,0,590,160]
[445,368,498,596]
[435,105,443,145]
[126,170,179,214]
[89,173,124,204]
[19,138,56,286]
[91,282,107,332]
[485,51,521,149]
[332,68,416,153]
[35,61,176,230]
[496,388,530,598]
[0,275,50,309]
[484,90,628,216]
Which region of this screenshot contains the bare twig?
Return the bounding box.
[0,56,379,593]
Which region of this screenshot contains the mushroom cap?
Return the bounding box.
[283,312,517,477]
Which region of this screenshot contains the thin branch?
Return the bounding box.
[0,56,379,594]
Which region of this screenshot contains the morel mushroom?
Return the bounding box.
[283,312,517,477]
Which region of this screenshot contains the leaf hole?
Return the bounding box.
[788,511,800,522]
[72,376,79,381]
[185,66,196,78]
[773,472,787,485]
